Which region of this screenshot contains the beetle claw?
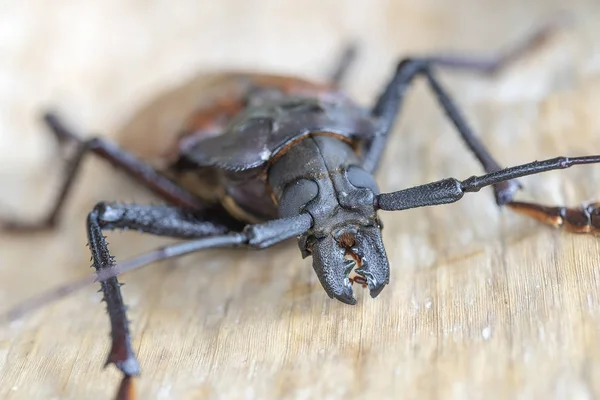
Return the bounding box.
[331,267,357,305]
[355,267,386,298]
[331,286,357,305]
[310,226,389,304]
[326,259,357,305]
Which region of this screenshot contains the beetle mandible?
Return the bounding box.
[3,20,599,399]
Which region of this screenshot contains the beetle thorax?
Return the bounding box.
[268,135,378,226]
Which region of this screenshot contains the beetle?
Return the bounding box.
[2,20,599,400]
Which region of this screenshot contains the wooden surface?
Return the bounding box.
[2,1,600,399]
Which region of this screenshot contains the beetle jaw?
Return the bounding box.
[307,225,390,304]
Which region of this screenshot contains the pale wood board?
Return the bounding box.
[1,1,600,399]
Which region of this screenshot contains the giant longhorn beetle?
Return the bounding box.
[2,20,597,399]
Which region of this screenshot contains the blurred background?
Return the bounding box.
[1,1,600,399]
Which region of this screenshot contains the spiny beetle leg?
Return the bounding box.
[0,113,204,232]
[86,201,312,397]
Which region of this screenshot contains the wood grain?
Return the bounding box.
[1,1,600,399]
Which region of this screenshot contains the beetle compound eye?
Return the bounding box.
[346,166,380,194]
[278,178,319,218]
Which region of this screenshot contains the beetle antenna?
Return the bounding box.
[1,214,312,323]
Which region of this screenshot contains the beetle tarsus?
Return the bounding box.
[115,375,136,400]
[508,201,600,234]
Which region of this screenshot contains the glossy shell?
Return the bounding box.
[175,73,382,171]
[116,72,382,223]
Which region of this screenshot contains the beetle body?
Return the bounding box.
[6,26,592,399]
[166,73,389,303]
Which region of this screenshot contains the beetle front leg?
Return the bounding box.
[86,203,235,399]
[87,207,139,399]
[84,202,312,399]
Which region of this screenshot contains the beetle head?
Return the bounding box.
[305,223,389,305]
[270,136,390,304]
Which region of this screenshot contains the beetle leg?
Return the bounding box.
[376,155,600,235]
[365,19,562,184]
[328,42,358,88]
[505,201,600,234]
[85,203,236,399]
[1,112,206,232]
[420,16,564,74]
[79,203,313,399]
